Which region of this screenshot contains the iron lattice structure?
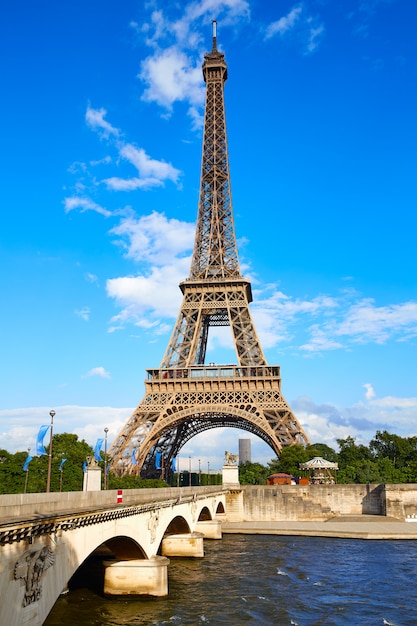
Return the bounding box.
[109,24,310,478]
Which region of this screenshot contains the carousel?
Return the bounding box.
[299,456,339,484]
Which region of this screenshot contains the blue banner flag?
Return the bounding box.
[36,425,50,456]
[131,448,138,465]
[155,452,162,470]
[23,455,33,472]
[94,438,104,461]
[171,457,177,472]
[83,461,87,473]
[59,458,67,471]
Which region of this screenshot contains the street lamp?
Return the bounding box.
[189,455,192,486]
[207,461,210,486]
[198,458,201,485]
[104,427,109,490]
[46,410,55,493]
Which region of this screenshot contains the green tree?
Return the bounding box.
[337,436,373,465]
[49,433,94,492]
[369,430,417,470]
[0,449,29,494]
[239,462,268,485]
[267,444,311,477]
[0,435,94,494]
[307,443,338,463]
[107,474,167,489]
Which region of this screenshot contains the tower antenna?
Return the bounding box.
[212,20,217,51]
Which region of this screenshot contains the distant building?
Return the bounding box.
[239,438,251,464]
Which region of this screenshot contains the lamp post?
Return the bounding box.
[207,461,210,486]
[46,410,55,493]
[189,455,192,486]
[198,458,201,485]
[104,427,109,490]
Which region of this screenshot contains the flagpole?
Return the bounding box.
[104,427,108,490]
[46,410,55,493]
[24,447,30,494]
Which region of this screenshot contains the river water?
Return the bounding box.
[44,534,417,625]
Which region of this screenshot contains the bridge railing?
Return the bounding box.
[0,485,226,525]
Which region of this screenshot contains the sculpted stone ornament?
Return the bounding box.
[86,455,99,467]
[224,451,239,466]
[147,511,159,543]
[14,546,55,606]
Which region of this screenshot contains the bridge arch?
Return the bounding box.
[198,506,212,521]
[215,502,225,515]
[164,515,190,536]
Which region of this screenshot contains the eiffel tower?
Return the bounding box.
[110,22,310,478]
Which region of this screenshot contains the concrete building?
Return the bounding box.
[239,439,251,464]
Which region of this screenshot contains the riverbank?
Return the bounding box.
[222,515,417,540]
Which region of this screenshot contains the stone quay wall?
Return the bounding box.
[225,484,417,522]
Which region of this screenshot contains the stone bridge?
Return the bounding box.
[0,486,227,626]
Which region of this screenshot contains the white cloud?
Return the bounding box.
[299,326,343,352]
[90,156,112,166]
[265,6,303,39]
[103,176,164,191]
[306,23,325,53]
[120,144,180,184]
[83,367,111,379]
[75,307,91,321]
[66,108,182,207]
[335,299,417,344]
[0,406,133,454]
[64,196,112,217]
[363,383,376,400]
[140,47,204,113]
[85,106,120,139]
[369,396,417,410]
[137,0,250,120]
[106,260,189,326]
[110,211,195,264]
[85,273,99,284]
[293,387,417,450]
[264,4,325,54]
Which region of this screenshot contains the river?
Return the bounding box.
[44,534,417,625]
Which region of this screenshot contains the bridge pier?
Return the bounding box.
[161,532,204,557]
[103,556,170,596]
[196,519,222,539]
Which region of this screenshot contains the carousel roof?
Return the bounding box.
[299,456,339,470]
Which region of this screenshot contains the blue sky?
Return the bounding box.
[1,0,416,472]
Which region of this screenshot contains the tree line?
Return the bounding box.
[0,433,166,494]
[239,431,417,485]
[1,429,416,494]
